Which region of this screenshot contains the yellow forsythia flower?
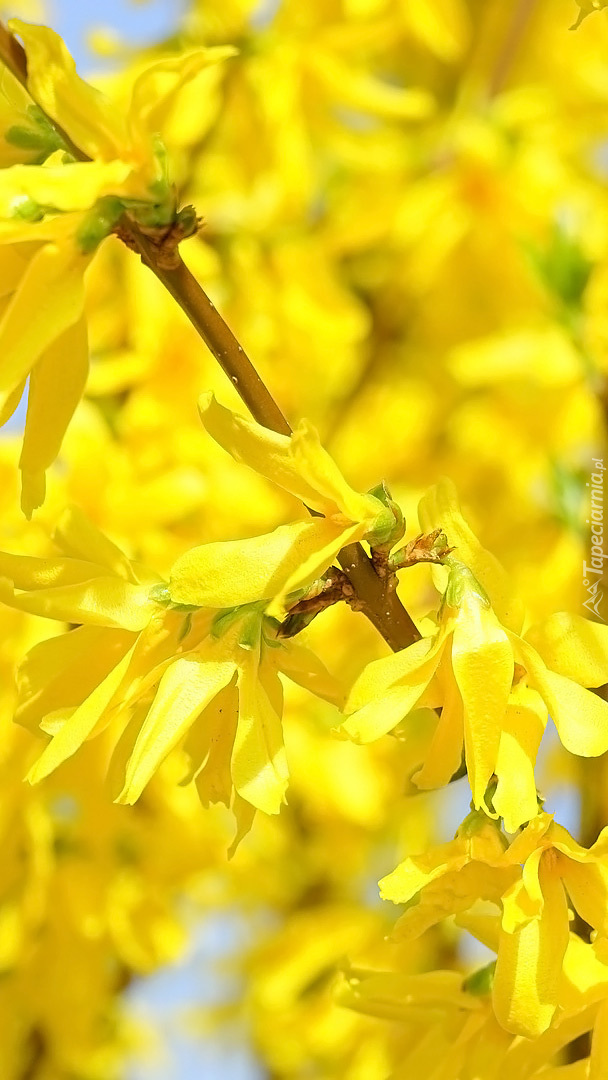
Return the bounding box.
[0,507,342,847]
[0,22,235,514]
[169,393,400,611]
[342,482,608,826]
[380,810,608,1039]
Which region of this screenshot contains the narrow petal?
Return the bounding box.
[16,624,135,732]
[0,241,88,403]
[117,655,236,804]
[451,595,513,808]
[501,848,545,934]
[191,683,239,806]
[342,678,438,743]
[590,999,608,1078]
[0,551,107,589]
[19,315,89,516]
[418,478,524,633]
[169,519,355,609]
[413,652,464,790]
[27,644,136,783]
[493,686,547,832]
[526,612,608,688]
[128,47,237,160]
[0,574,157,630]
[562,858,608,937]
[53,505,137,582]
[346,634,443,713]
[276,638,345,707]
[0,159,132,216]
[198,392,379,522]
[227,793,257,858]
[10,20,127,159]
[494,856,569,1037]
[517,637,608,757]
[232,650,288,814]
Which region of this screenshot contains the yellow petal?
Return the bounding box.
[16,625,135,732]
[516,638,608,757]
[53,505,137,582]
[198,393,380,523]
[346,633,444,713]
[413,651,464,790]
[493,855,569,1037]
[451,594,513,808]
[418,478,524,633]
[128,47,237,162]
[501,848,545,934]
[276,638,345,707]
[228,793,257,858]
[0,241,89,405]
[10,20,127,160]
[0,158,132,216]
[493,686,547,833]
[190,682,239,805]
[0,551,106,589]
[169,519,354,609]
[27,644,136,783]
[117,655,237,804]
[561,859,608,937]
[591,999,608,1079]
[0,378,25,427]
[0,574,156,630]
[19,315,89,516]
[232,651,288,814]
[526,612,608,688]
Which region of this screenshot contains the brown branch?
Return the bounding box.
[0,22,421,652]
[487,0,537,99]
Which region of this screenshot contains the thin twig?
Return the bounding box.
[0,22,421,651]
[487,0,537,99]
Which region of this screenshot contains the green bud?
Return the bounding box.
[76,195,125,254]
[10,195,43,221]
[150,582,199,613]
[149,583,171,606]
[5,125,48,151]
[238,610,263,651]
[444,560,489,609]
[463,962,496,997]
[524,220,593,310]
[457,808,493,838]
[210,600,265,641]
[5,106,66,158]
[365,481,406,548]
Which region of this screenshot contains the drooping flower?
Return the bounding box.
[0,22,235,512]
[0,506,343,848]
[493,814,608,1037]
[341,481,608,826]
[169,393,401,613]
[379,809,608,1039]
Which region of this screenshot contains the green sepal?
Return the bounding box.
[10,195,44,221]
[149,582,200,613]
[365,481,405,548]
[443,560,490,609]
[76,195,125,254]
[463,961,496,997]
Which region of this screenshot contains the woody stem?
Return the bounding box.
[0,22,421,652]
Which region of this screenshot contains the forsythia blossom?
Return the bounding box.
[0,22,234,514]
[342,482,608,828]
[0,500,343,848]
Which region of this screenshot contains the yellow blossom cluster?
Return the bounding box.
[0,1,606,1077]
